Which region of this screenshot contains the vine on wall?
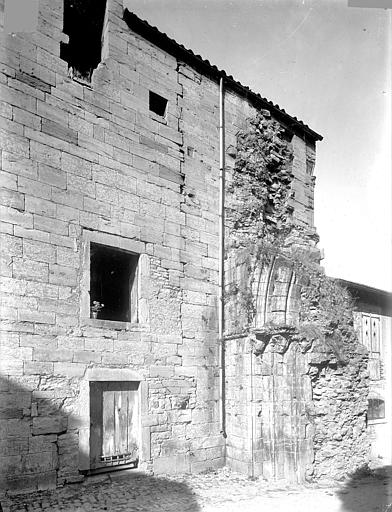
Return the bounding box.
[227,111,294,243]
[293,253,358,365]
[227,110,359,363]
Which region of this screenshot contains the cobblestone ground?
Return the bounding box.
[2,467,392,512]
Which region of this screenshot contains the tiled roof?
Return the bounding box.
[336,278,392,316]
[123,9,323,142]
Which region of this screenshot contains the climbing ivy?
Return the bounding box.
[227,111,294,243]
[226,111,295,331]
[227,110,359,365]
[293,255,357,365]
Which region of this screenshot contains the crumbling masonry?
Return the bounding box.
[0,0,369,493]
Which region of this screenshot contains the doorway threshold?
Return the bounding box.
[82,462,141,478]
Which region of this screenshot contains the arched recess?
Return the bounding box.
[251,329,314,483]
[254,257,300,328]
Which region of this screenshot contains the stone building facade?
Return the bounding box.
[338,280,392,466]
[0,0,369,493]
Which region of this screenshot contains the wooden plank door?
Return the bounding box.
[90,381,139,469]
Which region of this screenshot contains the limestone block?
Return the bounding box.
[23,239,55,264]
[154,454,191,474]
[32,416,67,435]
[0,454,23,479]
[0,437,29,456]
[24,361,53,375]
[25,281,58,299]
[60,152,92,179]
[30,140,62,168]
[39,163,67,189]
[36,470,57,491]
[41,119,77,145]
[150,366,174,378]
[24,451,55,473]
[28,435,57,454]
[0,206,33,229]
[0,188,25,210]
[49,264,77,286]
[53,362,86,378]
[34,215,68,236]
[0,83,37,116]
[0,234,23,259]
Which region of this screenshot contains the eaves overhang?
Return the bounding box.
[123,9,323,143]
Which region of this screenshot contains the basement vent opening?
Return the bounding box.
[90,243,139,323]
[60,0,107,82]
[149,91,168,117]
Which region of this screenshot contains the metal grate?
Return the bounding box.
[100,454,138,467]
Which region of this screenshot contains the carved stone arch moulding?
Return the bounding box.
[250,326,315,357]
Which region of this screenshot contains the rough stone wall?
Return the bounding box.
[225,324,369,483]
[224,249,370,482]
[308,340,369,481]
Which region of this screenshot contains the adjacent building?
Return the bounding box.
[337,280,392,465]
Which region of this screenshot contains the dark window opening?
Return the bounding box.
[306,159,315,175]
[282,129,294,143]
[60,0,107,82]
[90,243,138,322]
[149,91,168,117]
[368,398,385,421]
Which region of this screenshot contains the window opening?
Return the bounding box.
[368,398,385,421]
[90,243,138,322]
[61,0,107,82]
[362,313,381,380]
[306,159,315,175]
[149,91,168,117]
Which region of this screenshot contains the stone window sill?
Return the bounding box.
[368,418,387,425]
[82,318,143,331]
[70,74,92,88]
[149,111,167,125]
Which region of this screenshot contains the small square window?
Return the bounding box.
[90,243,138,322]
[149,91,167,117]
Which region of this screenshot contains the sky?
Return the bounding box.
[124,0,391,292]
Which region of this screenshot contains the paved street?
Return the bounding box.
[2,467,392,512]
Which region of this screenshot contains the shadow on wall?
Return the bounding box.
[0,373,81,493]
[0,376,201,511]
[336,465,392,512]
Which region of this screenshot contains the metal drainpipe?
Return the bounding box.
[219,76,227,439]
[250,338,255,478]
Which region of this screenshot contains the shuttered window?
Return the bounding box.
[362,314,381,380]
